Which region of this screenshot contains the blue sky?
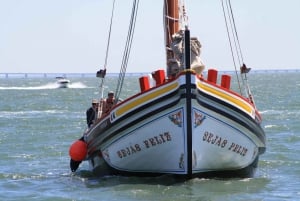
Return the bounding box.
[1,0,300,73]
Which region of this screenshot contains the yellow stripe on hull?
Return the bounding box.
[115,82,179,117]
[197,81,254,117]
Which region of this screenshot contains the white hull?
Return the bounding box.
[57,83,70,88]
[56,77,70,88]
[84,72,265,178]
[68,1,265,179]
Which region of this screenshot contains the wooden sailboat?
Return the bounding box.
[69,0,266,178]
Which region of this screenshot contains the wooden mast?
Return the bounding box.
[164,0,179,46]
[164,0,180,78]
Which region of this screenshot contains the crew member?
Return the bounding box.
[104,91,115,114]
[86,99,98,128]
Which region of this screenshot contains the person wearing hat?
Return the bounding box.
[86,99,98,128]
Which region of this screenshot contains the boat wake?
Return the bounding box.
[68,82,88,89]
[0,82,88,90]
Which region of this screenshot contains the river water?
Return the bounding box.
[0,72,299,201]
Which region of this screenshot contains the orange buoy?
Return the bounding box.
[69,140,87,161]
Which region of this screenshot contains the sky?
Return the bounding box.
[1,0,300,73]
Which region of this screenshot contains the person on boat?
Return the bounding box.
[86,99,98,128]
[103,91,115,114]
[95,91,116,117]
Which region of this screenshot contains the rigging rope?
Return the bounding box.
[225,0,242,66]
[227,0,244,64]
[114,0,140,103]
[225,0,251,100]
[221,0,255,106]
[221,0,242,95]
[97,0,116,117]
[104,0,116,70]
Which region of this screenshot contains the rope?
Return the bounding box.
[104,0,116,69]
[221,0,256,106]
[226,0,254,103]
[114,0,140,103]
[226,0,250,98]
[97,0,116,118]
[225,0,242,66]
[221,0,242,95]
[227,0,244,64]
[163,0,173,51]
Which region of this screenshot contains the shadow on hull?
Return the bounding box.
[91,156,259,180]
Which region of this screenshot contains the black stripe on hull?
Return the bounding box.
[197,89,266,152]
[87,87,183,153]
[86,76,265,178]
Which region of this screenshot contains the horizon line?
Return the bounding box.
[1,69,300,78]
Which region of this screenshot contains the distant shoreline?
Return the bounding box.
[1,69,300,78]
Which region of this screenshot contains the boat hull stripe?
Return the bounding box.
[197,90,265,148]
[197,81,253,116]
[115,82,179,117]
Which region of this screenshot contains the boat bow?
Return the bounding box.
[69,0,266,179]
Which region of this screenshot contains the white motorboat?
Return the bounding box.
[56,77,70,88]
